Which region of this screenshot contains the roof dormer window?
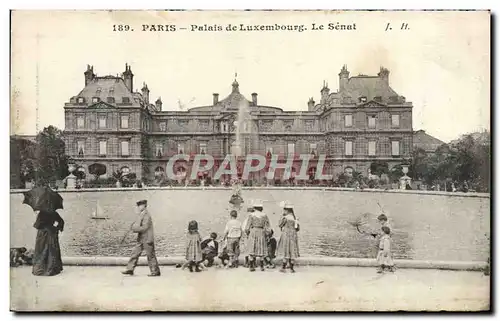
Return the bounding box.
[77,97,85,104]
[107,97,115,104]
[92,97,100,103]
[109,87,115,95]
[374,96,382,102]
[122,97,130,104]
[359,96,367,103]
[96,87,102,95]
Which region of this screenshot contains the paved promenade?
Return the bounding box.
[10,265,489,311]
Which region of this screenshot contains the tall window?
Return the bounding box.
[99,141,107,156]
[77,116,85,129]
[345,141,353,156]
[178,143,185,154]
[159,122,167,132]
[287,143,295,155]
[391,141,400,156]
[310,143,317,153]
[98,115,107,128]
[120,115,129,129]
[121,141,130,156]
[391,114,400,127]
[344,114,353,128]
[77,140,85,156]
[368,141,376,156]
[368,115,376,128]
[199,143,207,154]
[155,142,163,157]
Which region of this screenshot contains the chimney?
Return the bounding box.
[155,97,162,111]
[122,63,134,92]
[339,64,350,91]
[320,81,330,103]
[308,97,315,111]
[141,82,150,104]
[84,64,95,86]
[251,93,258,106]
[213,93,219,105]
[378,66,390,83]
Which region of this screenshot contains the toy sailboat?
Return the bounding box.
[91,202,108,220]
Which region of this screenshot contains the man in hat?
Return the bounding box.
[122,200,161,276]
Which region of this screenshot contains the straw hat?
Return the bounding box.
[283,201,294,209]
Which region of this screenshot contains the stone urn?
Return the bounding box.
[65,163,77,189]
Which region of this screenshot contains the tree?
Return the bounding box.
[410,148,429,181]
[370,161,389,177]
[10,137,36,188]
[389,164,404,183]
[34,126,69,185]
[88,163,107,180]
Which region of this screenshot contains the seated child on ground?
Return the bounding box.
[201,232,219,267]
[218,246,231,267]
[10,247,33,267]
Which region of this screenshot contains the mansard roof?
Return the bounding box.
[75,76,136,105]
[341,75,399,102]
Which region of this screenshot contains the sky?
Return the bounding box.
[10,10,490,142]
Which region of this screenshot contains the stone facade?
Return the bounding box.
[63,64,413,182]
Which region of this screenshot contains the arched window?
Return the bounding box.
[120,166,130,175]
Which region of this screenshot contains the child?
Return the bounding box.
[218,245,231,267]
[224,210,242,268]
[376,226,395,273]
[201,232,219,267]
[264,230,277,268]
[10,247,33,267]
[370,214,392,238]
[185,220,203,272]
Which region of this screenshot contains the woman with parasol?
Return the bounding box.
[23,185,65,276]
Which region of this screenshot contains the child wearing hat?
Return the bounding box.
[122,200,161,277]
[244,200,271,271]
[277,201,300,273]
[185,220,203,272]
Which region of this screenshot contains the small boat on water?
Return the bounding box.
[91,202,108,220]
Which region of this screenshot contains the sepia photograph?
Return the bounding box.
[9,10,490,311]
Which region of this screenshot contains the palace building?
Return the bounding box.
[63,64,413,182]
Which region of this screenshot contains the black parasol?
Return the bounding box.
[22,186,64,212]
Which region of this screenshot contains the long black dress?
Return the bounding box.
[32,210,64,276]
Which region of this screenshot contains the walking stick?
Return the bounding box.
[119,221,135,246]
[119,211,146,246]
